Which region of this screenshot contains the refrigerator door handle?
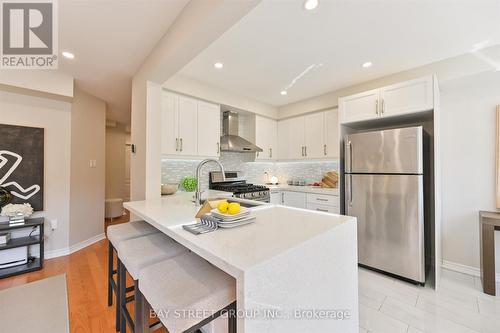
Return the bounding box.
[345,140,352,173]
[346,174,352,208]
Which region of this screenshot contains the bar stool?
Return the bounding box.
[107,221,159,330]
[117,232,188,333]
[137,252,237,333]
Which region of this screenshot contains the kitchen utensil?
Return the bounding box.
[182,214,219,235]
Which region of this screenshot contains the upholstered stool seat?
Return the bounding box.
[138,252,237,333]
[106,220,160,331]
[117,233,188,280]
[107,220,159,246]
[118,233,189,332]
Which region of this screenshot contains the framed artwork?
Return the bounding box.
[0,124,44,211]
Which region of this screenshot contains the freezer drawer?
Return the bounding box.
[345,174,425,282]
[345,126,423,174]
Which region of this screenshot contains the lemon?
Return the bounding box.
[217,201,229,213]
[227,202,241,215]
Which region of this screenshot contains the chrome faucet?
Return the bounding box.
[195,159,225,206]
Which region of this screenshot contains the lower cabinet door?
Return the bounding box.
[306,203,339,214]
[282,191,306,208]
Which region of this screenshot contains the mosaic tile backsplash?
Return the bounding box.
[161,152,338,189]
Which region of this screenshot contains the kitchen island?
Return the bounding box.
[124,191,358,333]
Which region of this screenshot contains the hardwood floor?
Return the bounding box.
[0,238,117,332]
[0,211,166,333]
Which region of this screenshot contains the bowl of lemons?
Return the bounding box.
[211,200,249,221]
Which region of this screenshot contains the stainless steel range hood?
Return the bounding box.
[220,111,263,152]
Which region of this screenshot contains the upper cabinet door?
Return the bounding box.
[177,96,198,156]
[339,89,380,124]
[304,112,325,159]
[161,92,179,155]
[278,118,292,160]
[324,108,339,158]
[255,115,277,160]
[197,101,220,157]
[289,116,305,159]
[380,76,433,117]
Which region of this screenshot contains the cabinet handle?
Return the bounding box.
[316,198,329,202]
[375,99,379,115]
[381,98,385,115]
[180,138,183,152]
[301,146,304,157]
[305,146,307,157]
[316,208,329,212]
[281,192,284,204]
[269,148,272,158]
[324,144,327,156]
[176,138,179,151]
[217,142,220,154]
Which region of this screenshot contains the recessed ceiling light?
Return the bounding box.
[214,62,224,69]
[62,51,75,59]
[280,90,287,96]
[362,61,372,68]
[304,0,319,10]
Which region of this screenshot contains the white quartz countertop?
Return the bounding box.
[124,191,359,332]
[124,191,352,276]
[265,184,340,195]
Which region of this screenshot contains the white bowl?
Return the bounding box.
[161,183,179,195]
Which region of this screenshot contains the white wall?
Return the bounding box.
[164,74,278,118]
[0,70,74,99]
[0,90,72,253]
[106,124,130,200]
[69,87,106,246]
[131,0,261,202]
[440,70,500,272]
[278,44,500,118]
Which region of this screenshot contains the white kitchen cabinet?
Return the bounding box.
[278,118,292,159]
[255,115,277,160]
[339,75,435,124]
[379,76,433,117]
[177,96,198,156]
[324,109,339,158]
[161,91,220,158]
[306,203,340,214]
[282,191,306,209]
[288,116,305,159]
[304,112,325,159]
[270,191,282,204]
[339,89,380,124]
[161,92,179,155]
[277,110,339,160]
[197,100,221,157]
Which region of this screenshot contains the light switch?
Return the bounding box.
[89,160,97,168]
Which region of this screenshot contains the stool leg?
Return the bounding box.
[119,259,127,333]
[228,302,237,333]
[135,286,151,333]
[108,242,114,307]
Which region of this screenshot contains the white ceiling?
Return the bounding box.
[58,0,189,123]
[179,0,500,107]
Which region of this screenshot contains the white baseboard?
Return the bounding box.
[442,259,500,283]
[45,233,106,259]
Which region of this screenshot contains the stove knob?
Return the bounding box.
[246,193,253,199]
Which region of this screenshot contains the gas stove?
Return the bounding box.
[209,171,270,202]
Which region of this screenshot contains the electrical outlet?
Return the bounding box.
[50,219,58,230]
[89,160,97,168]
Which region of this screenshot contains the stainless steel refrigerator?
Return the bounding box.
[345,126,425,283]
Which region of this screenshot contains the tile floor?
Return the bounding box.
[358,268,500,333]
